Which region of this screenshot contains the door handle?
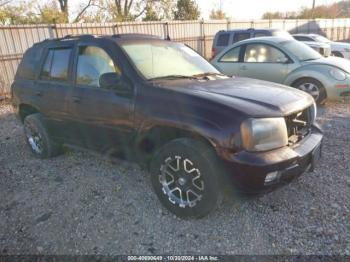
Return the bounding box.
[35,91,42,97]
[240,65,247,70]
[72,96,81,103]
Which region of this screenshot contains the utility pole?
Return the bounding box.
[311,0,316,18]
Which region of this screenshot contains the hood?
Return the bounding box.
[156,77,314,117]
[302,56,350,73]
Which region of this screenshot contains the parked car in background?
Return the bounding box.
[293,33,350,59]
[12,34,323,218]
[211,37,350,104]
[212,28,293,58]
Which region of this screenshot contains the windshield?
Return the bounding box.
[314,35,331,43]
[120,41,220,80]
[281,40,322,61]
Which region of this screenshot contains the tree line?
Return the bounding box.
[262,0,350,19]
[0,0,202,24]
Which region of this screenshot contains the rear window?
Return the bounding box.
[40,48,72,81]
[216,34,230,47]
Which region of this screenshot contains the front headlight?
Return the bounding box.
[329,68,346,81]
[240,118,288,152]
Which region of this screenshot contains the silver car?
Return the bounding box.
[211,37,350,104]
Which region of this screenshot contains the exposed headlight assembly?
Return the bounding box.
[329,68,346,81]
[240,118,288,152]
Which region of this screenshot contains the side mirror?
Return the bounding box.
[99,72,132,97]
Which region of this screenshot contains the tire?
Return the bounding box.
[23,113,62,159]
[150,138,223,218]
[332,51,344,58]
[292,78,327,105]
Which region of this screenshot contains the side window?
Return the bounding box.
[294,36,313,42]
[233,33,250,43]
[216,34,230,47]
[219,46,241,62]
[41,50,53,80]
[76,46,119,88]
[40,48,72,81]
[254,32,270,38]
[244,44,288,63]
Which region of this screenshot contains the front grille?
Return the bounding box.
[285,106,312,145]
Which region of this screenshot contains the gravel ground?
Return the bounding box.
[0,100,349,255]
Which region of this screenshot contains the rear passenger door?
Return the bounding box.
[36,45,75,140]
[69,43,134,150]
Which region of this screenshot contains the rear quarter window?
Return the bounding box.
[233,33,251,43]
[216,34,230,47]
[15,46,44,80]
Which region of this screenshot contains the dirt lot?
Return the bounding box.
[0,100,349,255]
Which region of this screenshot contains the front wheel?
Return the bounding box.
[150,138,222,219]
[292,78,327,105]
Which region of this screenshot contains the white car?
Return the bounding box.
[293,33,350,59]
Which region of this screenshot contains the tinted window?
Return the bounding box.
[294,36,313,41]
[254,32,270,38]
[17,46,45,80]
[244,44,288,63]
[40,50,53,80]
[220,46,241,62]
[40,48,71,81]
[217,34,230,46]
[76,46,118,87]
[233,33,250,43]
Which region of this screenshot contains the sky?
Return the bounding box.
[196,0,343,20]
[64,0,344,20]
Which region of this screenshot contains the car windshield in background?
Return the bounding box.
[314,35,331,43]
[120,41,220,80]
[281,40,322,61]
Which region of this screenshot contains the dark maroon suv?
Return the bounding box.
[11,34,323,218]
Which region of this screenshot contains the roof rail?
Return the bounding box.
[112,33,162,39]
[60,34,96,40]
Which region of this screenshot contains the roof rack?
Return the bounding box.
[59,34,96,41]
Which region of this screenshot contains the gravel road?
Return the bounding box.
[0,100,349,255]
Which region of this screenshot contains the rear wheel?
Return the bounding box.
[292,78,326,105]
[24,113,63,158]
[150,138,222,218]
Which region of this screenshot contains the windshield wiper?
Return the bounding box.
[148,75,197,81]
[191,72,226,78]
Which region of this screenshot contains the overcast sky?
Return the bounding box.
[68,0,344,20]
[197,0,343,20]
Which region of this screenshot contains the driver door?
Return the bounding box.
[238,43,291,83]
[69,44,134,150]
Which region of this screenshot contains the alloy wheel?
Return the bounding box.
[159,155,205,208]
[297,82,320,101]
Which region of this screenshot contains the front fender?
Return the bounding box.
[283,65,336,94]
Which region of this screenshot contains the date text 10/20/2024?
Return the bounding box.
[127,255,219,261]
